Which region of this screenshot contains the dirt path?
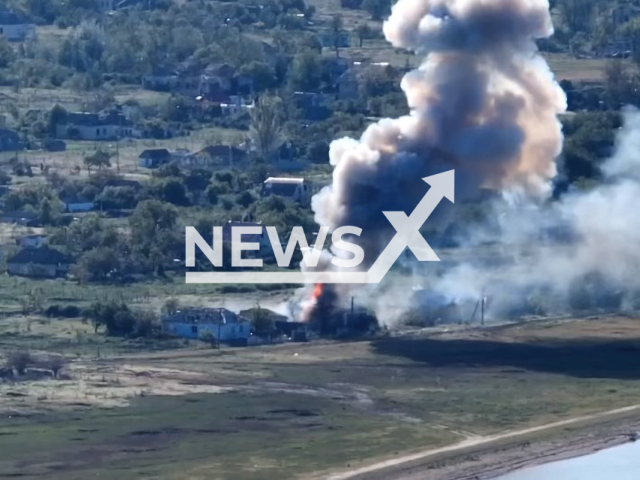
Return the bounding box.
[325,404,640,480]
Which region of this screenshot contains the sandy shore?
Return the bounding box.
[326,405,640,480]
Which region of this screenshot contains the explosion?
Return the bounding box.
[299,283,325,322]
[303,0,568,323]
[304,0,640,325]
[313,0,566,269]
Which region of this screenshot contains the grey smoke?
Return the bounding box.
[308,0,640,324]
[434,107,640,319]
[312,0,566,268]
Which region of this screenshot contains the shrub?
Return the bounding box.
[6,350,32,375]
[45,304,81,318]
[46,355,66,378]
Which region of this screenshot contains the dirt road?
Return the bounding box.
[326,404,640,480]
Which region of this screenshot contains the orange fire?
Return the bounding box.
[312,283,324,300]
[300,283,324,322]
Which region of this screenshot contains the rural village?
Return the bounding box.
[1,0,640,479]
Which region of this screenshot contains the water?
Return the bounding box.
[496,441,640,480]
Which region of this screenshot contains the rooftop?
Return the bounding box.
[163,308,248,325]
[8,246,69,266]
[139,148,171,160]
[264,177,305,184]
[0,11,32,25]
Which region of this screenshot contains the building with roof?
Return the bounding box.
[139,149,172,168]
[262,177,310,204]
[0,129,24,152]
[0,11,35,41]
[182,145,247,168]
[162,307,251,342]
[7,246,70,278]
[16,234,46,249]
[55,112,137,141]
[1,211,39,227]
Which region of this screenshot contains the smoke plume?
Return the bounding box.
[313,0,567,266]
[434,106,640,319]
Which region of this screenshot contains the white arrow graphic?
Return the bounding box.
[186,170,454,284]
[366,170,455,283]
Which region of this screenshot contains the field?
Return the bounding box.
[2,315,640,479]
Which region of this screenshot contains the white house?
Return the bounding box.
[262,177,310,204]
[61,198,95,213]
[16,234,46,249]
[162,308,251,342]
[138,149,172,168]
[55,112,138,141]
[181,145,247,168]
[0,11,35,42]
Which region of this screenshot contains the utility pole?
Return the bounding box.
[116,115,121,175]
[481,296,485,326]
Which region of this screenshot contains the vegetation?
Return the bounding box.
[0,1,637,479]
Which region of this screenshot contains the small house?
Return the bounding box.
[0,129,24,152]
[1,211,39,227]
[275,321,310,342]
[319,31,351,49]
[162,307,251,342]
[139,149,172,168]
[16,234,46,249]
[7,246,70,278]
[335,70,360,100]
[262,177,310,204]
[61,197,95,213]
[0,11,35,42]
[199,64,236,99]
[182,145,247,168]
[293,92,331,121]
[55,112,137,141]
[43,139,66,152]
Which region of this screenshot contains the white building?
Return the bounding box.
[162,308,251,342]
[0,11,35,42]
[262,177,310,204]
[55,112,138,141]
[62,200,95,213]
[16,234,46,249]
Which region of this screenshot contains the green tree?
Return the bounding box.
[0,37,15,69]
[330,14,345,58]
[84,150,112,175]
[47,105,68,136]
[289,51,322,91]
[250,95,284,161]
[355,23,373,48]
[236,190,256,208]
[240,61,277,92]
[250,308,275,337]
[74,247,122,282]
[362,0,390,21]
[129,200,178,245]
[161,178,189,206]
[557,0,595,33]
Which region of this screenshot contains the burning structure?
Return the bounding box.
[299,0,640,325]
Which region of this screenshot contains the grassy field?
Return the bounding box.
[2,316,640,478]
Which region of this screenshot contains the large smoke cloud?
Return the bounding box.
[312,0,567,267]
[434,107,640,318]
[306,0,640,325]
